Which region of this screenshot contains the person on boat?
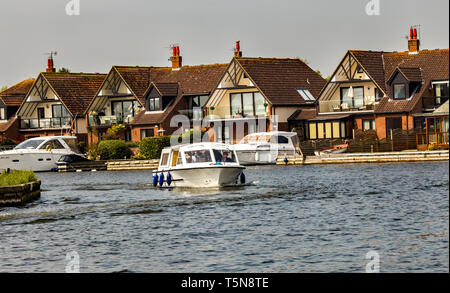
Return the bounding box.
[222,152,234,162]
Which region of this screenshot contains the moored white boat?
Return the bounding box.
[0,136,83,172]
[232,131,300,165]
[153,143,246,188]
[314,144,349,156]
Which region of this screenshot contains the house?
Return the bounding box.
[308,27,449,141]
[16,58,106,143]
[86,46,227,143]
[85,65,161,143]
[0,79,35,142]
[204,42,326,143]
[130,54,227,140]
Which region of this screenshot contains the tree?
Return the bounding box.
[0,86,7,93]
[58,67,71,73]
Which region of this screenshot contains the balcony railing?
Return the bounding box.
[422,96,449,110]
[319,99,376,113]
[88,115,134,127]
[20,118,71,129]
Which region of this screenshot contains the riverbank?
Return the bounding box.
[277,150,449,165]
[0,180,41,207]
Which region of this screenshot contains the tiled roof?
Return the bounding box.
[235,57,326,106]
[0,117,17,133]
[153,82,179,97]
[0,78,35,106]
[131,64,227,126]
[113,66,152,104]
[396,67,422,82]
[350,49,449,113]
[288,108,317,121]
[42,72,107,116]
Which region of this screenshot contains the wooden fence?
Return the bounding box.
[299,129,419,155]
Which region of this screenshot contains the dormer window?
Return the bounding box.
[393,84,406,99]
[148,97,161,111]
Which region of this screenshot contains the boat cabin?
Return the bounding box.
[158,143,240,171]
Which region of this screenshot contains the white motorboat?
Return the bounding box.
[0,136,83,172]
[153,143,246,188]
[232,131,300,165]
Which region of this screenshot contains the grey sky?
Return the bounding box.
[0,0,448,87]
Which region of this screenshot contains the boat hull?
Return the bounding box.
[235,150,296,165]
[0,151,68,172]
[155,166,245,188]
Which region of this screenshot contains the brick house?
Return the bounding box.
[0,79,35,142]
[307,27,449,141]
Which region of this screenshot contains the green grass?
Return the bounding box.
[0,170,37,187]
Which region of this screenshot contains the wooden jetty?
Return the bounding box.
[277,150,449,165]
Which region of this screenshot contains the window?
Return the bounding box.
[375,88,384,101]
[14,139,45,150]
[148,97,161,111]
[393,84,406,99]
[386,117,402,138]
[356,65,364,73]
[340,87,364,108]
[0,107,5,120]
[40,139,65,150]
[230,93,243,116]
[363,119,375,130]
[433,81,449,97]
[141,128,155,139]
[112,100,137,121]
[276,136,289,144]
[160,153,169,166]
[254,93,266,116]
[230,92,268,117]
[52,104,70,118]
[212,149,237,163]
[184,150,212,164]
[297,89,316,102]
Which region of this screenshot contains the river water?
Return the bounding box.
[0,162,448,273]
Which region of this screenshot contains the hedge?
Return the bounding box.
[97,140,132,160]
[138,136,171,159]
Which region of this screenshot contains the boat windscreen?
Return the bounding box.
[14,139,45,150]
[213,149,237,163]
[184,150,212,164]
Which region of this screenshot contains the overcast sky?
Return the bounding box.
[0,0,448,87]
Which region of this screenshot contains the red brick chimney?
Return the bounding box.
[408,26,420,54]
[46,52,56,72]
[234,40,242,58]
[171,45,182,69]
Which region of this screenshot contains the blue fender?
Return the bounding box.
[167,172,172,186]
[153,174,159,187]
[240,172,246,184]
[159,173,165,187]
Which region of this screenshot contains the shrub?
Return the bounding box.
[88,143,99,160]
[97,140,132,160]
[0,170,37,186]
[0,138,18,146]
[138,136,171,159]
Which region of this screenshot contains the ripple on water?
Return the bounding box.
[0,162,448,272]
